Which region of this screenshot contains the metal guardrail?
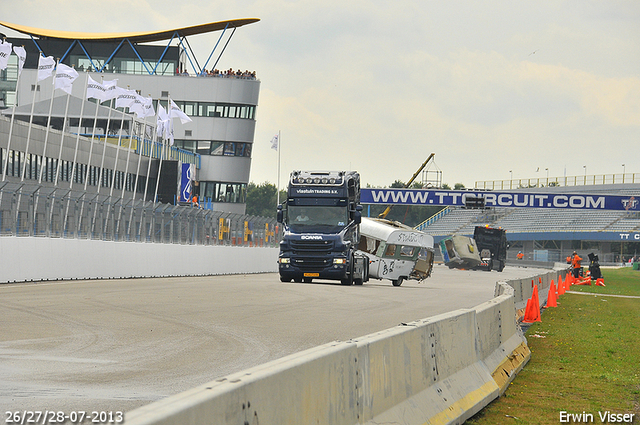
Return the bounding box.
[0,182,280,247]
[475,173,640,190]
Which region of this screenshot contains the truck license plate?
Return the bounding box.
[304,273,319,277]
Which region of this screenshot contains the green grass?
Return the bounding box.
[467,268,640,425]
[570,266,640,297]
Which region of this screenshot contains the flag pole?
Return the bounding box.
[142,98,157,203]
[64,72,90,235]
[69,72,90,189]
[96,97,115,193]
[277,130,281,206]
[2,46,26,182]
[53,80,73,186]
[153,99,169,206]
[83,75,104,191]
[20,54,44,182]
[38,59,58,184]
[112,105,131,238]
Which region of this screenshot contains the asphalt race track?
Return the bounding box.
[0,265,548,414]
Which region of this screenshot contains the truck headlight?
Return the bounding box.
[280,258,291,264]
[333,258,346,265]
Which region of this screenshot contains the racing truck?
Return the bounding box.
[473,225,508,272]
[439,226,507,272]
[277,171,369,285]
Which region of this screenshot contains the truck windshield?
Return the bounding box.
[288,205,349,233]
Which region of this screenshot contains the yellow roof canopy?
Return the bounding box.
[0,18,260,43]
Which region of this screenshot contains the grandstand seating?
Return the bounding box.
[421,206,640,235]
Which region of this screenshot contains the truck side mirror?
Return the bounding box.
[276,204,283,224]
[354,210,361,224]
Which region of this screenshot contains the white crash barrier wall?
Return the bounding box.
[0,236,279,283]
[496,269,568,310]
[125,275,553,425]
[354,309,500,424]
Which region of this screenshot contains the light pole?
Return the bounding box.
[509,170,513,189]
[583,165,587,185]
[545,168,549,186]
[622,164,626,183]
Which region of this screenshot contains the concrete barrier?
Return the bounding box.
[498,269,568,310]
[355,310,499,424]
[476,283,529,395]
[125,271,560,425]
[125,341,359,425]
[0,236,279,283]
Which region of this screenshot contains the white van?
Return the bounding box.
[357,218,435,286]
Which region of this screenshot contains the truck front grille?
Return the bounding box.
[290,239,333,253]
[292,257,331,269]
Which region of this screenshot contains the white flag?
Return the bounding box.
[54,63,79,94]
[13,46,26,76]
[102,79,120,101]
[37,55,56,81]
[115,88,138,109]
[270,134,279,150]
[169,98,192,124]
[131,94,155,118]
[87,75,105,101]
[0,41,12,70]
[86,76,119,102]
[156,104,170,140]
[139,96,155,118]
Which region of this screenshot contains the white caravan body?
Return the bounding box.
[357,218,435,286]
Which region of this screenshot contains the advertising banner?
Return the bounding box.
[179,163,195,203]
[361,189,639,212]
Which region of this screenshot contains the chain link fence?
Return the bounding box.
[0,182,281,247]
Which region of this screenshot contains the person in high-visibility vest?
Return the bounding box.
[517,251,524,260]
[571,251,582,278]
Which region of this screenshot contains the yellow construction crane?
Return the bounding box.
[378,153,436,219]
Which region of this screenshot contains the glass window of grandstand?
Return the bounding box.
[73,57,175,76]
[200,182,247,203]
[170,101,254,119]
[175,141,252,158]
[197,141,211,156]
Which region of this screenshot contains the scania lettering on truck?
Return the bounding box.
[277,171,369,285]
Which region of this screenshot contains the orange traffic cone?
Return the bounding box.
[532,284,541,312]
[522,297,541,323]
[595,278,606,287]
[558,275,565,295]
[547,281,557,307]
[575,276,591,285]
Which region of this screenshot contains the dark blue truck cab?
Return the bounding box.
[277,171,369,285]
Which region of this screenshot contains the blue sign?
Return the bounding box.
[360,188,640,211]
[179,163,194,202]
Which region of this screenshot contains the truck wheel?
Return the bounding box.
[364,259,369,282]
[280,276,291,282]
[303,278,312,283]
[341,257,354,286]
[294,277,302,283]
[392,277,404,287]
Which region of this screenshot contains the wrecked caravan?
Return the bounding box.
[357,218,435,286]
[439,234,482,270]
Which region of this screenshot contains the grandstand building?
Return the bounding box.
[417,181,640,264]
[0,19,260,214]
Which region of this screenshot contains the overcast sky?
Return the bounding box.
[3,1,639,189]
